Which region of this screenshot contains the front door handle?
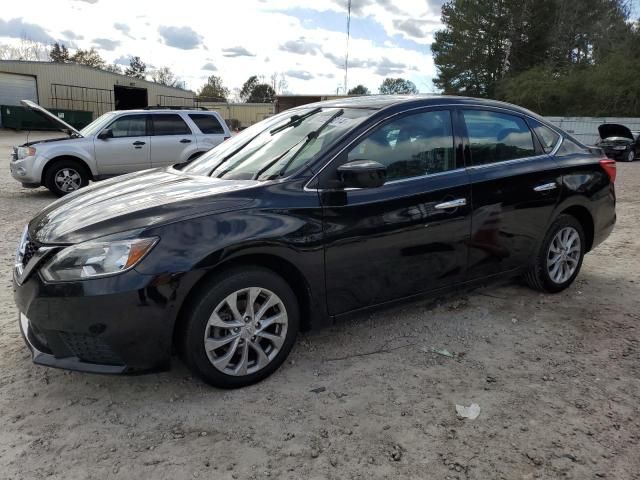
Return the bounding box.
[132,141,146,146]
[179,138,192,143]
[434,198,467,210]
[533,182,557,192]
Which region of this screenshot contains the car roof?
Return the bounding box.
[298,94,545,120]
[113,109,220,114]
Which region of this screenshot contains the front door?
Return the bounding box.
[150,114,196,167]
[94,114,151,175]
[320,109,471,315]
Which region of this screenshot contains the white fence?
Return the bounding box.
[545,117,640,145]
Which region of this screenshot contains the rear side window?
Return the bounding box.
[152,114,191,135]
[189,114,225,134]
[462,110,535,165]
[556,137,588,156]
[108,115,147,138]
[528,119,560,153]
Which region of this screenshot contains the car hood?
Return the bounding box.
[598,123,633,141]
[29,168,259,244]
[20,99,83,137]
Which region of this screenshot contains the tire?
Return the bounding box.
[180,267,299,388]
[525,214,586,293]
[44,159,89,196]
[627,148,635,162]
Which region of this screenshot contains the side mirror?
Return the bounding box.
[97,128,113,140]
[337,160,386,189]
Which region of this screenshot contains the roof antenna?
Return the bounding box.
[344,0,351,95]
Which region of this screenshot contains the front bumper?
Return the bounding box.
[10,154,42,185]
[13,267,184,374]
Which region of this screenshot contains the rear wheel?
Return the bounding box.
[525,214,585,293]
[44,159,89,196]
[180,267,299,388]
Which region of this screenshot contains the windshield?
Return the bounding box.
[80,112,118,136]
[183,107,373,180]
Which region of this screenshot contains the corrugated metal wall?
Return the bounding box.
[545,117,640,145]
[0,60,194,119]
[198,102,274,128]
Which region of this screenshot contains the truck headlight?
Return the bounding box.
[16,146,36,159]
[41,237,158,282]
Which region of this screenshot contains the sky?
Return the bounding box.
[0,0,446,96]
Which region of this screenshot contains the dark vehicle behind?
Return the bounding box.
[597,123,639,162]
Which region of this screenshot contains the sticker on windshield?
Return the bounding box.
[308,115,353,127]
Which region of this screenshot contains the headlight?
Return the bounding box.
[16,146,36,159]
[613,146,627,150]
[41,237,158,282]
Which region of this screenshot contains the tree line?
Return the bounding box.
[431,0,640,116]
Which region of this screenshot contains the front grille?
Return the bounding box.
[58,332,125,366]
[22,238,39,267]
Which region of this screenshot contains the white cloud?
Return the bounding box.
[0,0,442,94]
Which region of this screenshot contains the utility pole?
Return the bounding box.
[344,0,351,95]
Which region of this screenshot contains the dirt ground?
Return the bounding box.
[0,128,638,480]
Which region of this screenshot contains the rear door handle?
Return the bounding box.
[132,141,146,146]
[434,198,467,210]
[180,138,192,143]
[533,182,557,192]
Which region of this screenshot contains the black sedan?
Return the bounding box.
[14,95,617,388]
[597,123,639,162]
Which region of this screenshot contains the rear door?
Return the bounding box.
[462,108,561,279]
[93,114,151,175]
[188,113,228,152]
[149,113,196,167]
[321,108,471,315]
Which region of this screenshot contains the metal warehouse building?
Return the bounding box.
[0,60,194,125]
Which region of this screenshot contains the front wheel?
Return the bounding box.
[626,148,635,162]
[44,159,89,196]
[525,214,586,293]
[180,267,299,388]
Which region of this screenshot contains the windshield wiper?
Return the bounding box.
[256,109,344,181]
[269,107,322,135]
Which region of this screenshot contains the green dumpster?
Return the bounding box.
[1,105,93,130]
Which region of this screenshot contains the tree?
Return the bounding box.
[379,78,418,94]
[152,66,180,87]
[103,64,123,74]
[197,75,229,101]
[70,47,106,69]
[348,84,370,95]
[0,38,50,61]
[247,83,276,103]
[240,75,260,102]
[270,72,289,94]
[50,42,69,63]
[125,56,146,79]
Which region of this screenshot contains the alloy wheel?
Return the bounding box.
[203,287,288,376]
[546,226,581,284]
[54,168,81,192]
[628,150,635,162]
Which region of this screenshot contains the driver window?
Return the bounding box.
[108,115,147,138]
[347,110,455,181]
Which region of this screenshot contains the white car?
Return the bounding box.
[10,100,231,195]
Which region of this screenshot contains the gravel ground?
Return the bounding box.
[0,128,638,480]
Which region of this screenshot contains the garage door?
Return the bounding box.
[0,72,38,127]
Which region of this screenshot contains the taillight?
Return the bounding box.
[599,158,616,183]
